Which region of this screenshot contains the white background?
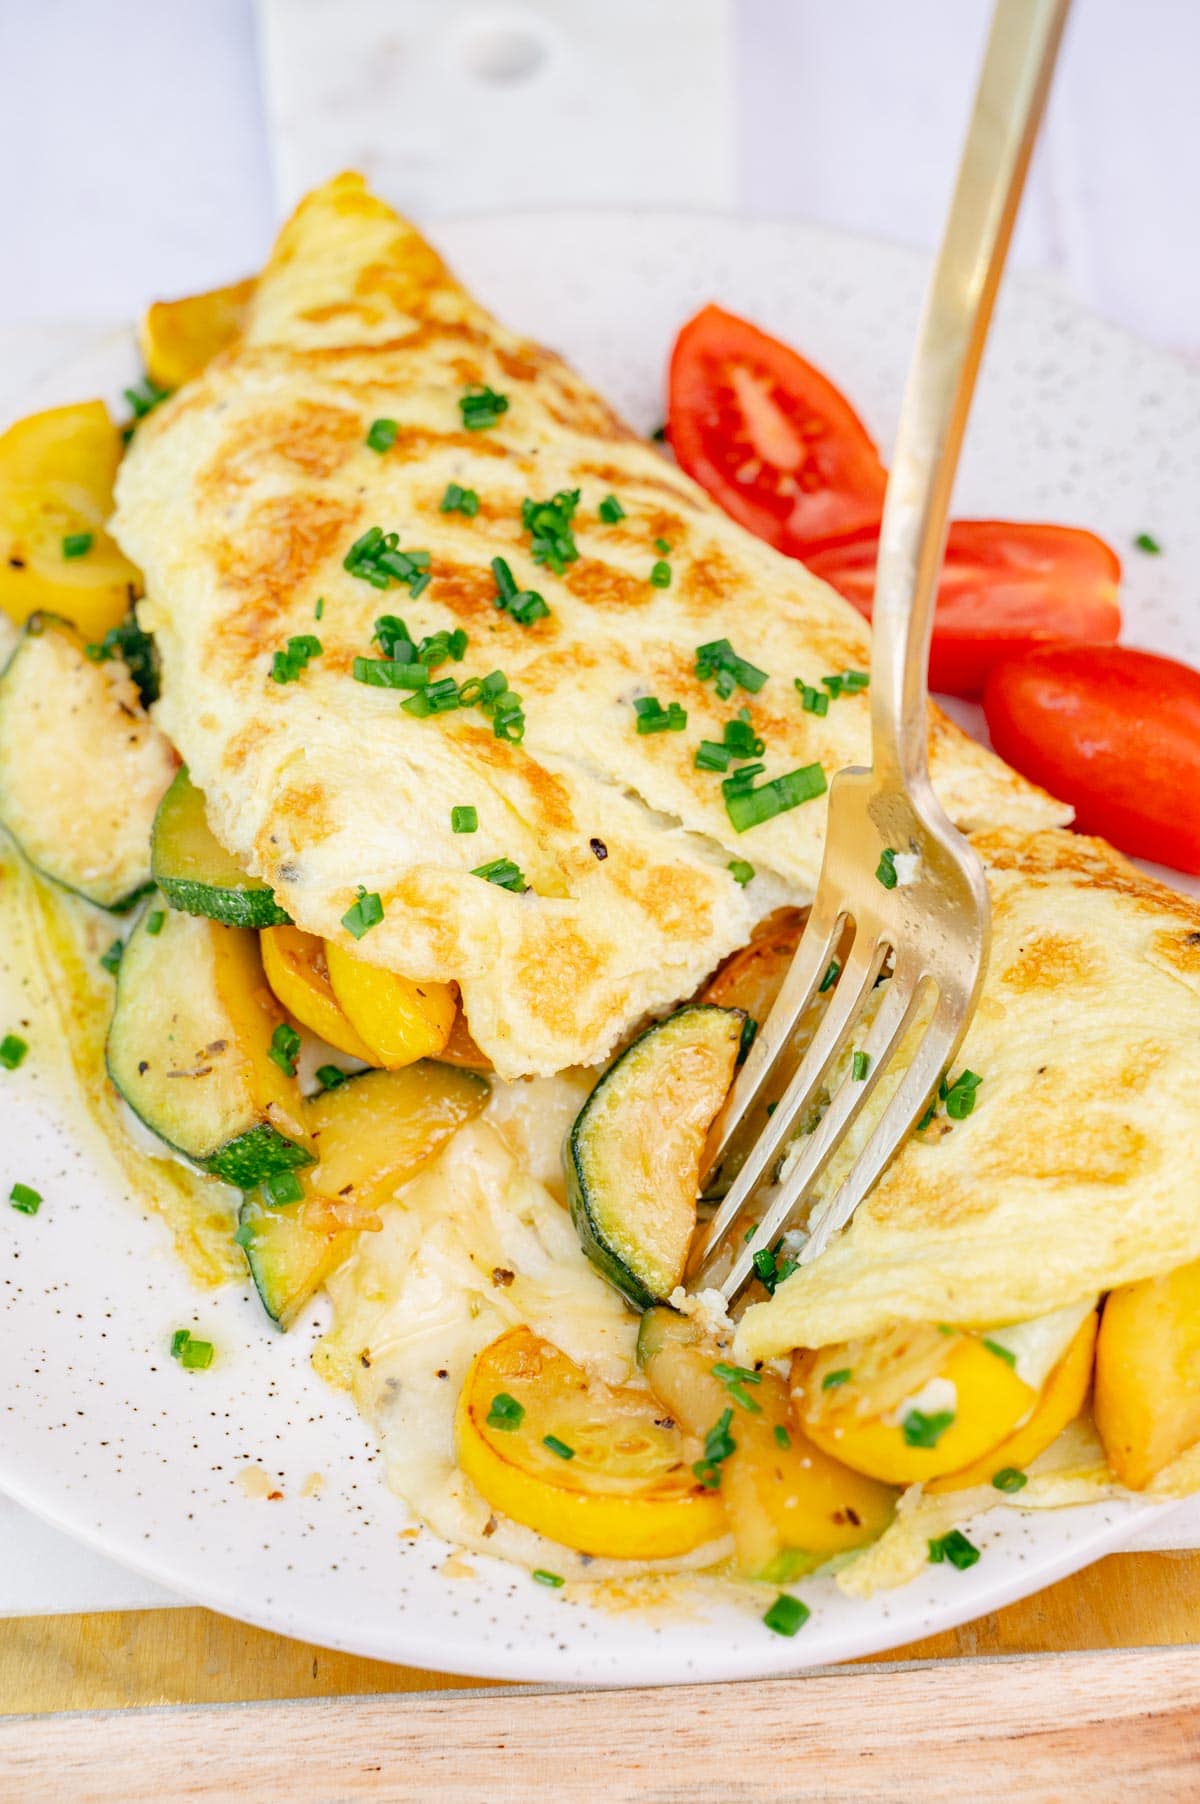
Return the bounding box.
[2,0,1197,1616]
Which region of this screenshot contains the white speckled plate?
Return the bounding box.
[2,213,1198,1686]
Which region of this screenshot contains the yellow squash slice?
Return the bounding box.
[1095,1261,1200,1489]
[261,926,375,1062]
[326,940,456,1067]
[139,277,255,390]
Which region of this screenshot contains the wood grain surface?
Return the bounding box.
[2,1550,1198,1717]
[1,1646,1198,1803]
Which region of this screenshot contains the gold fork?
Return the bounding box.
[686,0,1071,1300]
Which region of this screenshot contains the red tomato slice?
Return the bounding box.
[668,304,887,555]
[807,521,1122,697]
[983,644,1200,875]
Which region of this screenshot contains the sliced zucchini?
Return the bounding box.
[0,613,174,910]
[151,767,290,928]
[238,1063,489,1328]
[638,1306,896,1581]
[566,1004,742,1310]
[106,902,312,1184]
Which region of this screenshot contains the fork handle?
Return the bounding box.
[870,0,1071,788]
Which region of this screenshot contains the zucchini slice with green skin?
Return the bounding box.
[106,901,313,1185]
[637,1305,896,1581]
[239,1063,490,1328]
[151,767,290,928]
[566,1004,743,1310]
[0,613,175,910]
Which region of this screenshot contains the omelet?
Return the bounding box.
[112,173,1063,1079]
[736,827,1200,1363]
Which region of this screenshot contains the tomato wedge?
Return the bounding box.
[668,304,887,554]
[982,644,1200,874]
[807,522,1122,697]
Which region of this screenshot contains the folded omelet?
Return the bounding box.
[113,173,1063,1078]
[736,827,1200,1363]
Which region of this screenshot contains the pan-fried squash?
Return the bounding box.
[260,926,375,1062]
[0,401,141,640]
[238,1064,489,1328]
[325,942,457,1067]
[106,904,312,1186]
[152,768,290,928]
[0,614,174,909]
[1095,1261,1200,1489]
[139,277,255,390]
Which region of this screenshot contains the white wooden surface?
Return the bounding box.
[2,1648,1199,1801]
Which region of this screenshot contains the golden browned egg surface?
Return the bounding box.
[113,172,1064,1077]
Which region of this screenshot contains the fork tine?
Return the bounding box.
[686,931,887,1287]
[701,960,933,1300]
[799,992,963,1268]
[700,897,844,1186]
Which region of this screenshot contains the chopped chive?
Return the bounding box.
[522,489,580,574]
[268,1022,301,1078]
[723,763,827,833]
[314,596,325,620]
[260,1169,305,1208]
[695,637,769,697]
[344,528,432,594]
[738,1016,758,1062]
[0,1034,28,1070]
[598,494,625,524]
[440,482,480,517]
[796,682,829,716]
[232,1222,255,1251]
[471,857,527,893]
[982,1337,1017,1367]
[451,805,478,834]
[402,677,461,718]
[728,858,755,886]
[124,376,170,421]
[649,559,672,588]
[942,1069,982,1120]
[100,939,124,976]
[491,555,550,624]
[712,1361,763,1415]
[542,1434,575,1460]
[532,1569,564,1588]
[654,538,671,555]
[773,1424,791,1450]
[145,910,166,937]
[352,655,430,690]
[841,670,870,692]
[315,1064,351,1091]
[819,959,840,993]
[341,885,384,939]
[875,848,898,888]
[822,1368,852,1391]
[902,1408,956,1448]
[179,1337,214,1370]
[928,1529,980,1570]
[851,1049,870,1081]
[1134,532,1161,554]
[459,385,509,430]
[692,1407,737,1489]
[486,1391,525,1431]
[763,1593,810,1637]
[916,1097,939,1132]
[62,531,93,559]
[170,1328,191,1358]
[9,1182,41,1215]
[417,627,468,666]
[992,1467,1028,1493]
[633,695,687,735]
[365,417,398,453]
[271,634,323,684]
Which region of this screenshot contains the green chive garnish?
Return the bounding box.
[100,939,123,976]
[542,1434,575,1460]
[9,1182,41,1215]
[522,489,580,574]
[268,1022,301,1078]
[492,555,550,625]
[902,1408,956,1449]
[62,532,93,559]
[315,1064,351,1091]
[822,1368,852,1391]
[728,859,755,886]
[928,1529,980,1569]
[314,596,325,620]
[145,910,166,937]
[179,1337,214,1370]
[796,682,829,716]
[0,1034,28,1070]
[451,805,478,834]
[712,1361,763,1415]
[1134,532,1161,554]
[773,1424,791,1450]
[532,1569,564,1588]
[459,386,509,430]
[344,529,432,594]
[486,1392,525,1431]
[649,559,672,588]
[260,1169,305,1208]
[170,1329,191,1358]
[723,763,827,833]
[982,1337,1017,1367]
[695,638,769,698]
[598,495,625,524]
[876,848,899,888]
[633,695,687,735]
[819,960,840,993]
[366,418,398,453]
[851,1049,870,1081]
[341,885,384,938]
[692,1408,737,1489]
[763,1593,810,1637]
[271,635,323,684]
[471,857,527,893]
[941,1069,982,1120]
[124,377,170,422]
[992,1467,1028,1493]
[440,482,480,517]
